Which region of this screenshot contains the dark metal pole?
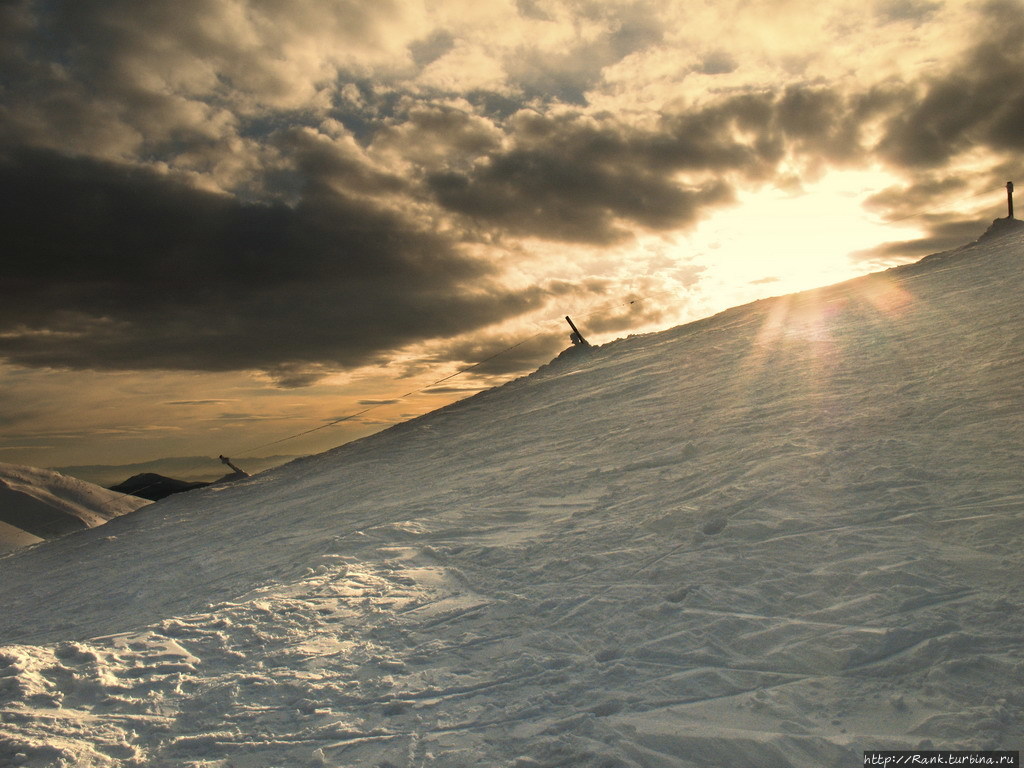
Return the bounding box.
[1008,181,1014,219]
[219,455,248,476]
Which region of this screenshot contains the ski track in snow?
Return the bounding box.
[2,228,1024,766]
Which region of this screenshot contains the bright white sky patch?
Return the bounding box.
[685,170,928,308]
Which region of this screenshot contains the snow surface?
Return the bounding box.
[2,227,1023,766]
[0,464,151,552]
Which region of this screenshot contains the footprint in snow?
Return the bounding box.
[664,586,692,603]
[701,517,728,536]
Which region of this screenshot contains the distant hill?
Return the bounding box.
[0,463,151,553]
[110,468,250,501]
[108,473,211,501]
[53,455,301,488]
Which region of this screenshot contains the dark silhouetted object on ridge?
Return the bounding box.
[565,316,590,347]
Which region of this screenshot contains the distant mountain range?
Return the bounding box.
[0,462,151,554]
[0,457,273,554]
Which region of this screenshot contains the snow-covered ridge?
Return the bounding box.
[1,224,1023,766]
[0,463,151,554]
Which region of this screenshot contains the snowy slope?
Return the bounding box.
[1,224,1023,767]
[0,463,152,553]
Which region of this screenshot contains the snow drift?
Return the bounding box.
[0,463,151,553]
[1,222,1023,767]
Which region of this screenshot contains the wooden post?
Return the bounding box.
[1008,181,1015,219]
[565,316,590,347]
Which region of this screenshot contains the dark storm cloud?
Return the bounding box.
[275,126,407,197]
[428,154,734,245]
[876,0,1024,169]
[776,87,862,163]
[425,109,750,244]
[0,0,232,156]
[425,87,883,244]
[0,148,542,384]
[409,30,456,69]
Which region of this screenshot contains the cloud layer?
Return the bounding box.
[0,146,541,384]
[1,0,1022,384]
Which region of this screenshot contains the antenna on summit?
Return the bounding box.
[1007,181,1015,219]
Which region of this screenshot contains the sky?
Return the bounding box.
[1,0,1021,472]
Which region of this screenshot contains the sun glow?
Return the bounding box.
[687,170,925,306]
[732,270,921,433]
[742,271,918,404]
